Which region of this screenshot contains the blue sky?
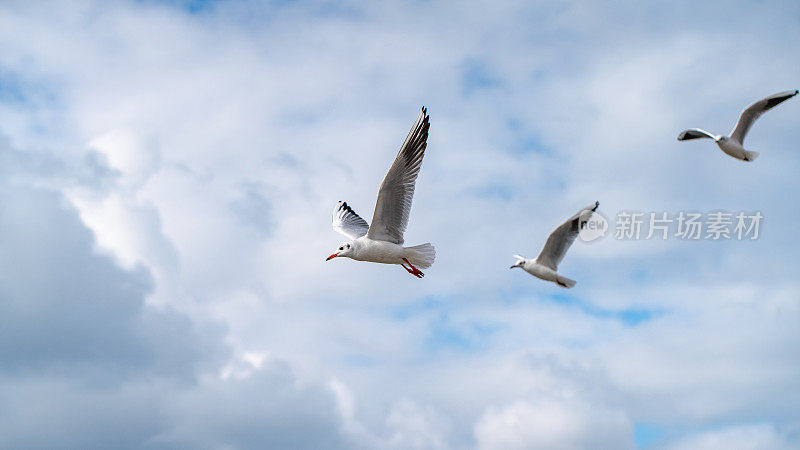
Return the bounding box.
[0,0,799,448]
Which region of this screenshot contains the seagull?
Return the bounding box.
[326,107,435,278]
[677,90,798,161]
[510,202,599,288]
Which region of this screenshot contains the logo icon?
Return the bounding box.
[579,211,608,242]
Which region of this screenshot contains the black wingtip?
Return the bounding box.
[765,92,795,109]
[593,201,599,211]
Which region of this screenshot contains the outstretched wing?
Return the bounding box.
[730,90,798,144]
[536,202,599,271]
[677,128,717,141]
[366,107,430,245]
[332,201,369,239]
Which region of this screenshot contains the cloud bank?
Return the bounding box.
[0,0,799,448]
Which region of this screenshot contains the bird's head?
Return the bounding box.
[510,255,526,269]
[326,242,353,261]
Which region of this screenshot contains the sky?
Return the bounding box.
[0,0,799,448]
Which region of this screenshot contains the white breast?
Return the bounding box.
[351,237,405,264]
[717,140,746,159]
[525,262,559,282]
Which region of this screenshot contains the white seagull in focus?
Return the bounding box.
[326,107,435,278]
[677,89,798,161]
[510,202,599,288]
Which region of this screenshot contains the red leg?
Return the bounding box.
[402,258,424,278]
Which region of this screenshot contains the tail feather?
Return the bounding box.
[404,243,436,269]
[556,275,576,289]
[744,150,759,162]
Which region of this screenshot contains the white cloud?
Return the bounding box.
[385,399,452,450]
[475,399,633,450]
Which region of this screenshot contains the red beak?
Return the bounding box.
[326,253,339,261]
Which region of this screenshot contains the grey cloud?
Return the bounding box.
[0,134,120,192]
[229,182,274,238]
[0,136,355,449]
[0,183,215,382]
[151,361,354,449]
[0,363,354,450]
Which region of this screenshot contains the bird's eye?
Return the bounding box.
[338,247,343,251]
[346,244,350,248]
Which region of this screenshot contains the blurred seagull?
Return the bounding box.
[677,89,798,161]
[326,107,435,278]
[510,202,599,288]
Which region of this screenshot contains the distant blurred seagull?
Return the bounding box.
[677,90,798,161]
[510,202,599,288]
[326,107,435,278]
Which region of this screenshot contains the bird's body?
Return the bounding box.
[511,202,599,288]
[678,90,797,161]
[346,237,404,264]
[716,136,751,161]
[327,108,435,278]
[344,237,434,268]
[515,258,572,288]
